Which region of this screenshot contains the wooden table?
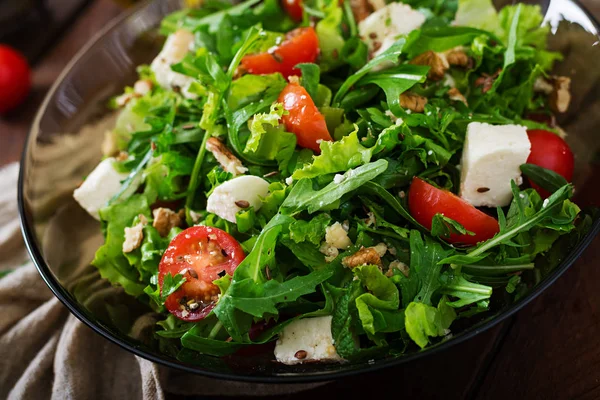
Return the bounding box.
[2,1,600,398]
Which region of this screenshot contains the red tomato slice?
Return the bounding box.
[240,27,319,79]
[159,226,245,321]
[0,45,31,114]
[526,129,574,198]
[278,82,332,152]
[408,177,500,246]
[283,0,303,21]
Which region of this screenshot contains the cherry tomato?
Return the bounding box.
[159,226,245,321]
[408,177,500,246]
[240,27,319,79]
[278,82,332,153]
[0,45,31,114]
[283,0,303,21]
[526,129,574,198]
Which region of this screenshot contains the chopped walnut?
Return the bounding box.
[385,260,409,277]
[534,76,571,113]
[152,207,182,237]
[319,243,340,263]
[123,220,145,253]
[550,76,571,113]
[400,92,428,113]
[444,48,471,68]
[475,69,502,94]
[350,0,373,22]
[447,87,468,105]
[342,246,382,269]
[206,137,248,176]
[410,51,449,81]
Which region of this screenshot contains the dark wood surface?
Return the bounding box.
[2,1,600,399]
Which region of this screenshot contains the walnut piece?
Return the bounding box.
[475,69,502,94]
[123,221,145,253]
[152,207,182,237]
[342,247,382,269]
[206,137,248,176]
[447,87,468,105]
[410,50,449,81]
[444,48,471,68]
[400,92,428,113]
[385,260,409,277]
[350,0,373,22]
[550,76,571,113]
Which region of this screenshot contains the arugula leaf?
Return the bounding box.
[281,159,388,214]
[181,326,245,356]
[331,280,364,358]
[405,296,456,348]
[227,266,334,317]
[408,230,451,305]
[333,38,407,105]
[292,130,372,179]
[405,26,494,58]
[520,163,569,194]
[145,272,186,307]
[357,64,429,117]
[430,213,475,240]
[438,269,492,307]
[440,183,577,265]
[296,63,320,100]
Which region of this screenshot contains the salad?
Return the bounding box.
[72,0,593,364]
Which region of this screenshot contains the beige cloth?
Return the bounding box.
[0,162,323,399]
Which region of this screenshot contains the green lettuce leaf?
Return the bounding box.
[405,296,456,348]
[292,130,372,179]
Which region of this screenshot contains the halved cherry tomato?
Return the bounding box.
[278,82,332,152]
[240,27,319,79]
[526,129,574,198]
[159,226,245,321]
[283,0,303,21]
[408,177,500,246]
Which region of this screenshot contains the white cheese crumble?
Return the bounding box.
[358,3,426,59]
[150,30,197,99]
[73,158,129,220]
[459,122,531,207]
[206,175,270,223]
[274,316,344,365]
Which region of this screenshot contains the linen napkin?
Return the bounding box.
[0,162,323,399]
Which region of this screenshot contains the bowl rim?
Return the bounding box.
[17,0,600,384]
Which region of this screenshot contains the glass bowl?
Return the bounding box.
[18,0,600,382]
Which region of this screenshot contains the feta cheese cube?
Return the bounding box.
[459,123,531,207]
[150,30,197,99]
[73,158,129,220]
[358,3,426,59]
[274,316,344,365]
[206,175,270,223]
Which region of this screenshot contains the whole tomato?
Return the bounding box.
[0,45,31,114]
